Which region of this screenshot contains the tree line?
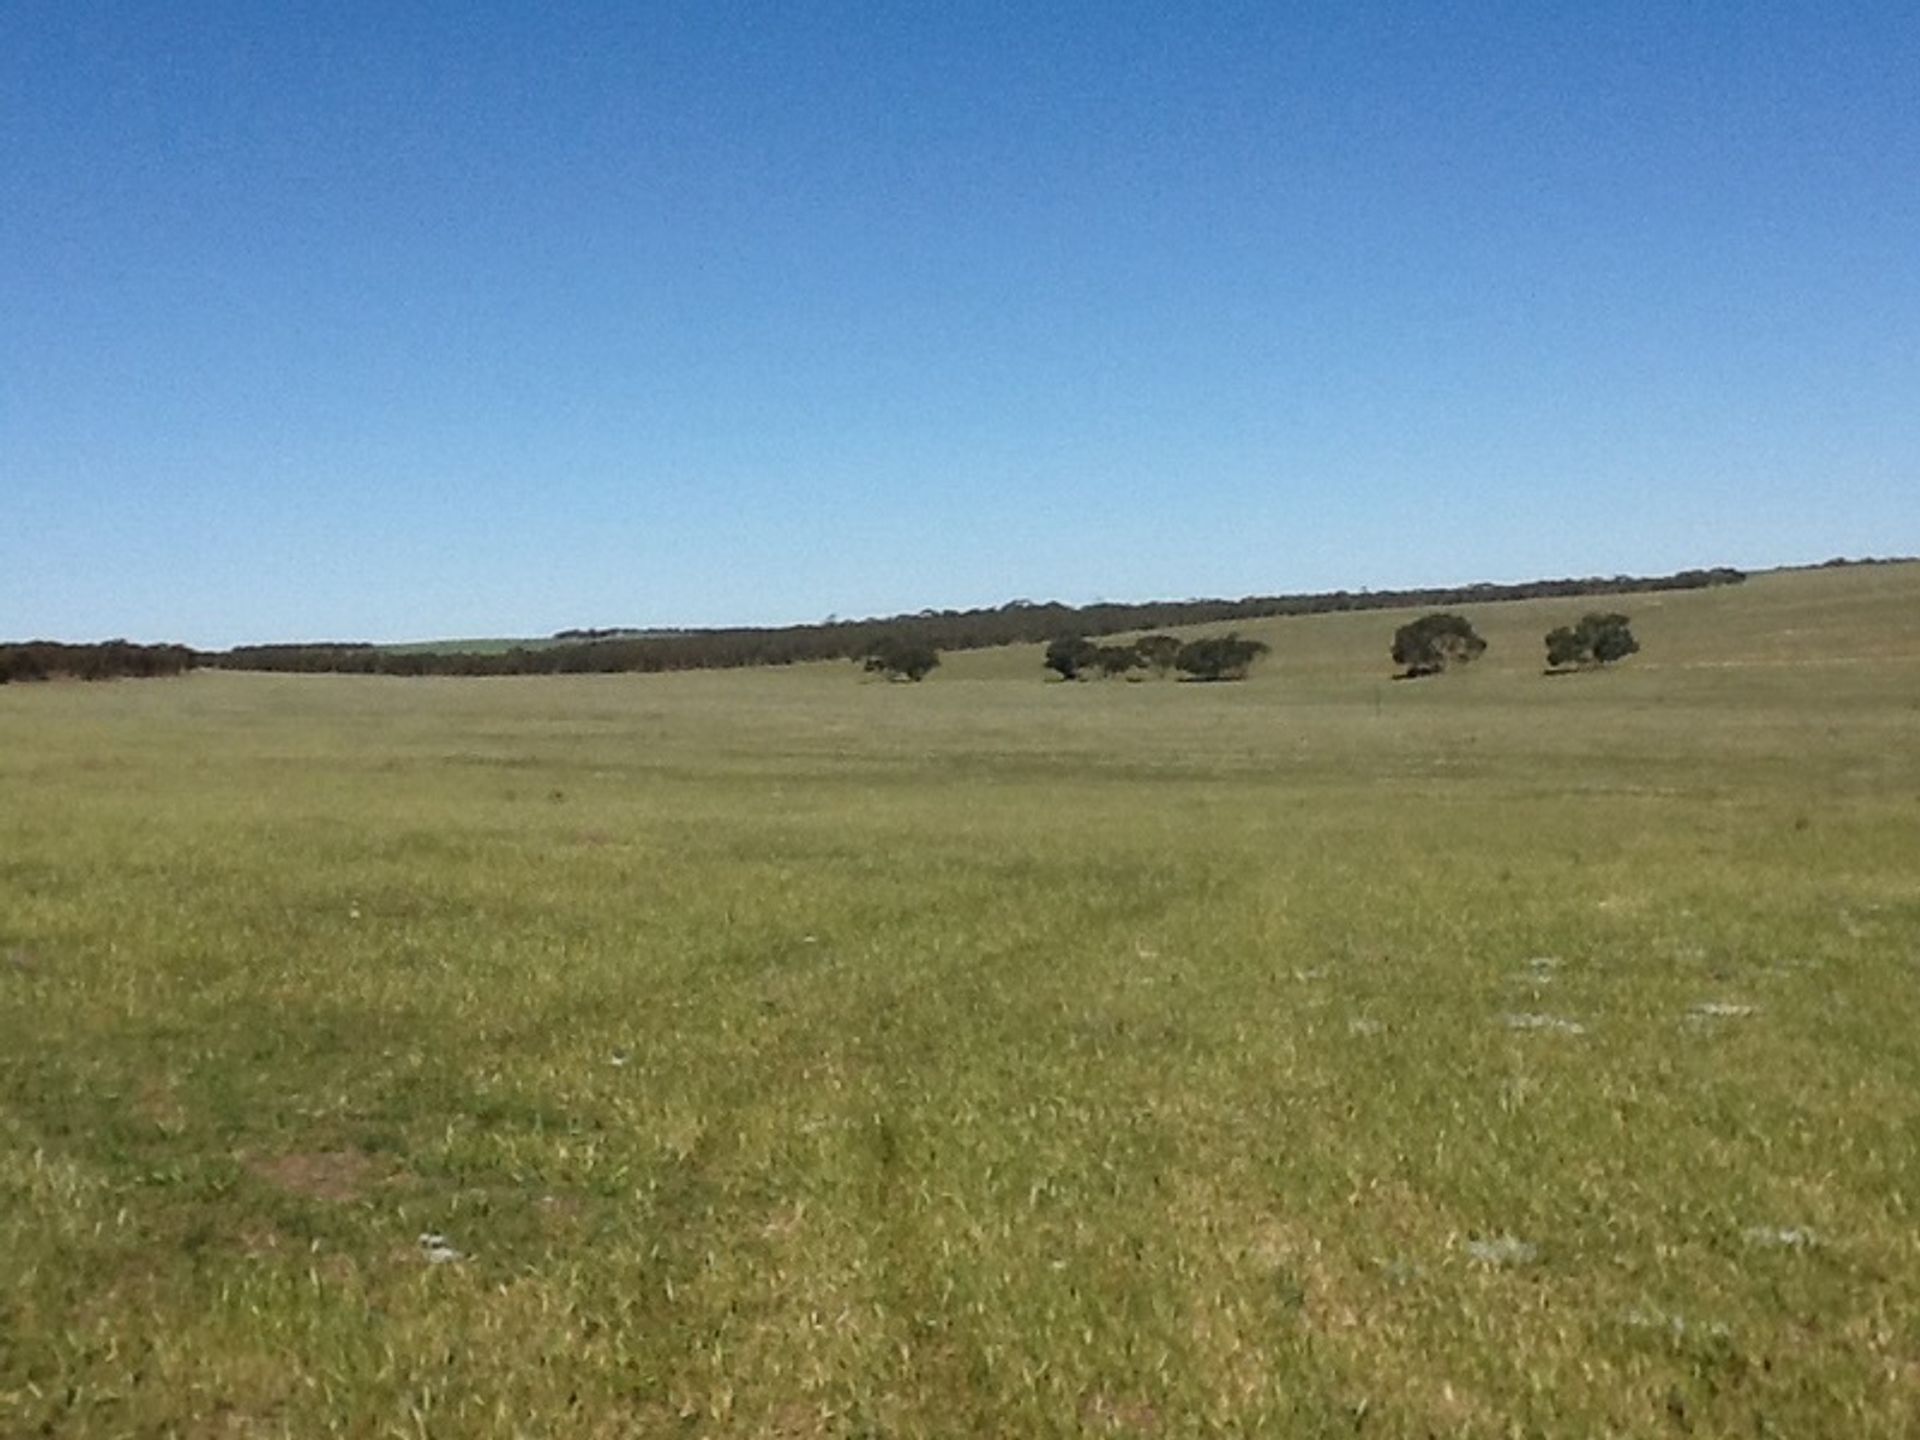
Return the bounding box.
[202,566,1738,678]
[1027,610,1640,687]
[1040,632,1270,682]
[0,641,198,684]
[0,611,1644,688]
[1019,610,1643,687]
[1,566,1719,684]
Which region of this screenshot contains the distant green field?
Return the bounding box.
[3,563,1918,1436]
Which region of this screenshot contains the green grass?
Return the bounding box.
[3,563,1918,1437]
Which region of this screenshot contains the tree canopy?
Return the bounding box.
[1044,635,1098,681]
[1133,634,1181,676]
[1174,633,1270,682]
[1391,613,1487,678]
[1545,613,1639,670]
[860,636,940,682]
[1091,644,1145,679]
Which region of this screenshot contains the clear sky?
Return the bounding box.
[4,2,1916,646]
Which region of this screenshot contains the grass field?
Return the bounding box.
[3,563,1918,1437]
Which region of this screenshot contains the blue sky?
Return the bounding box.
[4,2,1915,646]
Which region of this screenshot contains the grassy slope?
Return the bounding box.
[2,563,1917,1437]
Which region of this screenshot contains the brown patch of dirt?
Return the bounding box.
[248,1149,377,1203]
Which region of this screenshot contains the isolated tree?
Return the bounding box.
[1391,612,1487,678]
[1545,612,1638,671]
[1133,634,1181,676]
[1043,635,1098,681]
[1092,643,1144,679]
[861,636,940,682]
[1174,633,1270,682]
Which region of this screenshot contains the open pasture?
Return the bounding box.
[3,564,1919,1436]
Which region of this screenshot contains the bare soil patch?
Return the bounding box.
[248,1149,378,1203]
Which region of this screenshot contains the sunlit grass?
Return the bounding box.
[3,564,1918,1435]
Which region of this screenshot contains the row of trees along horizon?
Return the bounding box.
[0,566,1743,683]
[0,608,1639,688]
[854,609,1642,683]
